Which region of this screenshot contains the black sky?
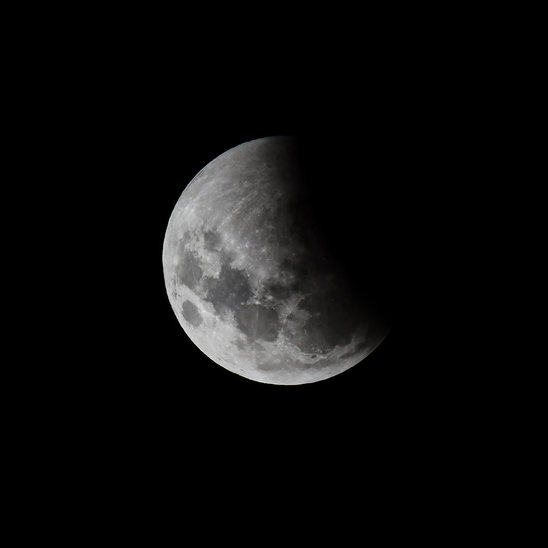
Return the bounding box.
[20,12,500,534]
[71,44,468,493]
[97,101,431,454]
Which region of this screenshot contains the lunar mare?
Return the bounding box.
[163,136,390,385]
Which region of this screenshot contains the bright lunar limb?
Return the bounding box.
[162,136,391,385]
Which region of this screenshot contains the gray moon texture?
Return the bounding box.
[162,136,390,385]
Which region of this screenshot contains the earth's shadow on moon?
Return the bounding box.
[289,135,395,329]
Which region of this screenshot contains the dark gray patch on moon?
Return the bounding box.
[176,244,203,290]
[203,230,222,252]
[235,304,280,342]
[200,255,281,342]
[294,288,360,354]
[203,263,252,315]
[262,281,294,301]
[181,300,203,327]
[280,258,310,284]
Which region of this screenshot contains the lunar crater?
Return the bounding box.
[181,300,203,327]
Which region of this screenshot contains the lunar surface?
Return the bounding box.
[162,136,391,385]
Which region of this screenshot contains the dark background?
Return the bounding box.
[46,24,482,512]
[89,83,447,462]
[12,8,514,538]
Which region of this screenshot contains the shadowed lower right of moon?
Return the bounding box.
[290,136,395,328]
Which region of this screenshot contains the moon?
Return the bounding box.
[162,136,391,385]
